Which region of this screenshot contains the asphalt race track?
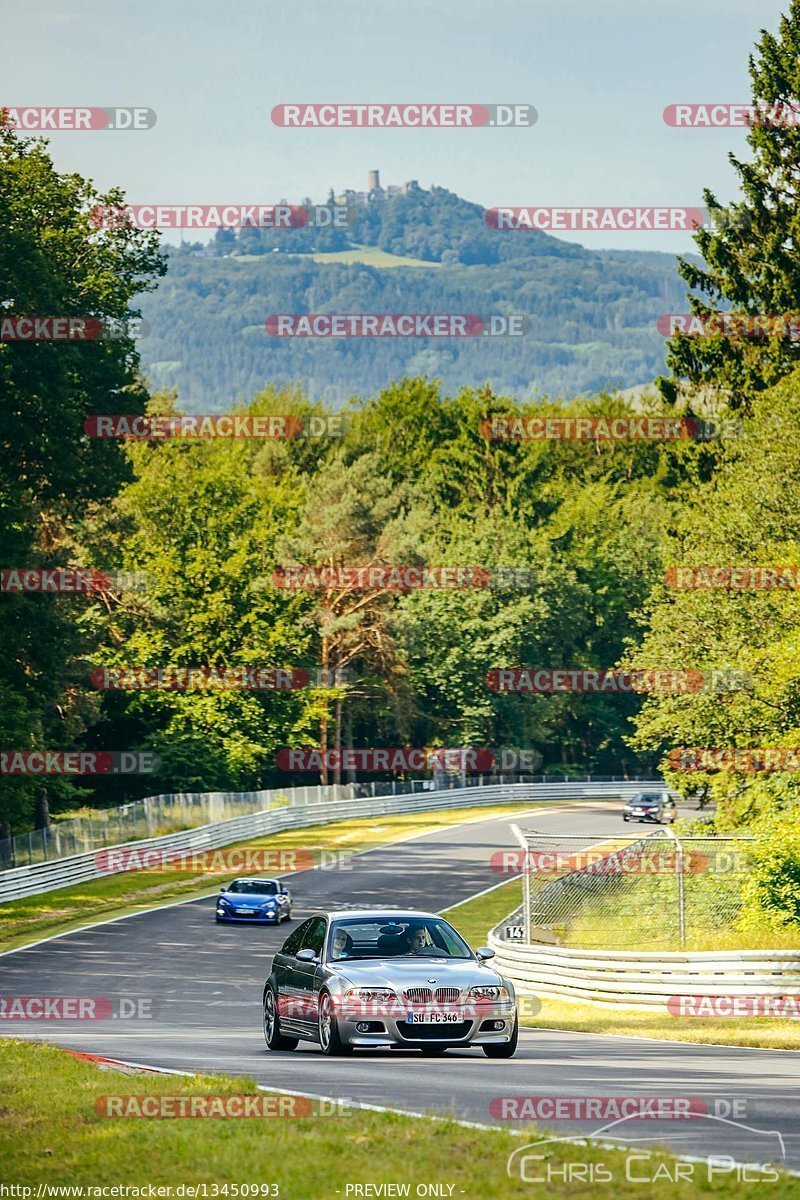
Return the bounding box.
[2,800,799,1173]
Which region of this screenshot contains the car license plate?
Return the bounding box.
[235,908,253,915]
[406,1011,460,1024]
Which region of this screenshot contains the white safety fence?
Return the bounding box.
[0,779,655,904]
[489,910,800,1009]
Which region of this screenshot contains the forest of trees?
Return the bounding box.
[138,205,686,407]
[4,2,800,939]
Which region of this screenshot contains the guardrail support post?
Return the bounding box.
[510,823,531,943]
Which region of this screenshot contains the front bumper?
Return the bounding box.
[336,1001,517,1048]
[216,908,282,923]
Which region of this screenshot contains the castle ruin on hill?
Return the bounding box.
[333,170,420,206]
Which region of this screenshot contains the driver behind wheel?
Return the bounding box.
[331,928,354,959]
[403,926,430,954]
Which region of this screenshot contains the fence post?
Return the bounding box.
[665,826,686,949]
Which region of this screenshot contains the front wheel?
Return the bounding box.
[482,1015,518,1059]
[263,988,298,1052]
[318,991,353,1056]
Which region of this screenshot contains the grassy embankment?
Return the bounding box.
[0,1040,792,1196]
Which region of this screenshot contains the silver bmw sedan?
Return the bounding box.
[262,908,518,1056]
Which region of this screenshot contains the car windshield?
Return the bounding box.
[327,917,472,961]
[227,880,278,895]
[636,796,662,806]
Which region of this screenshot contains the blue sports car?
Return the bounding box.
[215,877,293,924]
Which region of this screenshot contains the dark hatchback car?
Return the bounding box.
[622,792,677,824]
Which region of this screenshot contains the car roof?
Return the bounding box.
[318,908,440,922]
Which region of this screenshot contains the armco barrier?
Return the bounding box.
[0,779,657,903]
[488,910,800,1009]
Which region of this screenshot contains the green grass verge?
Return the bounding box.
[532,997,800,1050]
[442,877,800,1051]
[441,876,523,946]
[0,802,537,954]
[0,1039,793,1194]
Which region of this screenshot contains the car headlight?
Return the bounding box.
[469,985,510,1001]
[343,988,397,1002]
[217,898,231,908]
[261,900,277,909]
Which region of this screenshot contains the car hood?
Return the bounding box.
[220,893,276,907]
[329,957,505,991]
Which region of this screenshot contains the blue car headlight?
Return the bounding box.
[217,898,232,910]
[261,901,277,911]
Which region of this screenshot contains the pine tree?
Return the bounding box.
[660,2,800,409]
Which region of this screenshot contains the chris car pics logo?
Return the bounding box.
[506,1113,785,1185]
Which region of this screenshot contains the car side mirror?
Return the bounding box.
[476,947,496,961]
[219,885,226,892]
[296,948,318,963]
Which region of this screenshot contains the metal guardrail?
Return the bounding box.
[0,779,658,903]
[488,926,800,1008]
[0,772,661,869]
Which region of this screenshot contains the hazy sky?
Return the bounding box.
[3,0,788,251]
